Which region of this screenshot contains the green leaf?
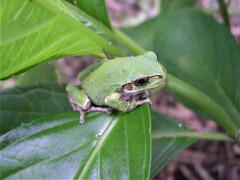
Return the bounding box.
[160,0,197,14]
[0,83,72,134]
[0,105,151,179]
[0,0,123,79]
[65,0,112,29]
[126,9,240,130]
[150,111,197,178]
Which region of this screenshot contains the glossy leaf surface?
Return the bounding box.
[0,83,71,134]
[0,104,151,179]
[0,0,122,79]
[151,111,197,178]
[127,9,240,129]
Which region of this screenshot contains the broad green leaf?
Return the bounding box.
[0,0,123,79]
[0,106,151,179]
[126,9,240,129]
[0,83,72,134]
[150,111,197,178]
[65,0,112,29]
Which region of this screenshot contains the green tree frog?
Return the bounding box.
[66,51,167,124]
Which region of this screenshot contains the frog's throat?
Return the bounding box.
[120,88,150,101]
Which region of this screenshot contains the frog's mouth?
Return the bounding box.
[134,92,146,100]
[135,90,155,101]
[120,91,146,102]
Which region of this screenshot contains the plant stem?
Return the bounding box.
[217,0,230,29]
[111,29,146,55]
[167,74,238,138]
[152,132,232,141]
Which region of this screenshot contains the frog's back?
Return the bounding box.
[81,52,161,106]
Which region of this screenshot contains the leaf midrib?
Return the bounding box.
[77,117,118,179]
[123,115,130,178]
[198,57,240,120]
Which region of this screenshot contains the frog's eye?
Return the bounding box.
[134,77,149,86]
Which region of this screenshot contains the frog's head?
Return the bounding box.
[121,52,167,94]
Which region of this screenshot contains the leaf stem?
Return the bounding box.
[217,0,230,29]
[152,131,232,141]
[166,74,238,138]
[111,28,146,55]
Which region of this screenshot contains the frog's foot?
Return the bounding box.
[135,98,152,106]
[89,106,112,114]
[69,104,87,125]
[79,110,86,125]
[67,100,89,125]
[79,106,112,125]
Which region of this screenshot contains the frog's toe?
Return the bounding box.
[106,108,113,114]
[79,111,86,125]
[89,106,113,114]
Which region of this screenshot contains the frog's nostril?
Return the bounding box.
[123,83,132,91]
[159,75,163,79]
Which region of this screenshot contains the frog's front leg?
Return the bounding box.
[66,84,111,124]
[135,98,152,106]
[105,93,151,112]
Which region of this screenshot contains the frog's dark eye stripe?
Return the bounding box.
[159,75,163,79]
[134,77,149,86]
